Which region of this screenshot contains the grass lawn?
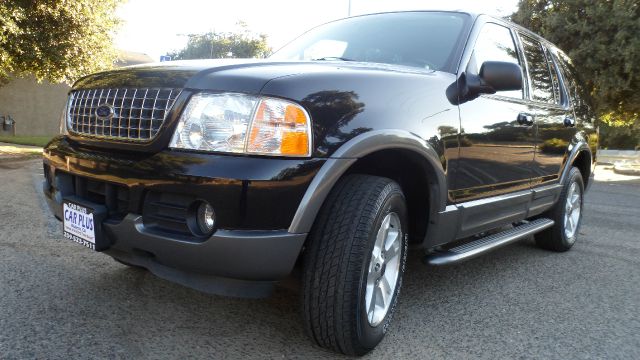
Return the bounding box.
[0,136,52,147]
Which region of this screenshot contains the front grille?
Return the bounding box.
[67,88,181,141]
[81,178,130,218]
[54,171,130,219]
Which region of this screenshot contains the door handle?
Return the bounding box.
[564,117,576,127]
[517,113,534,126]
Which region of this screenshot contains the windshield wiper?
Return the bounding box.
[311,57,355,62]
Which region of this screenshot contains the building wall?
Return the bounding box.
[0,75,70,136]
[0,52,152,137]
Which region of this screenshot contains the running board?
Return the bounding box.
[424,218,554,266]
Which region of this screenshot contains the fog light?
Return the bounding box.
[196,201,216,234]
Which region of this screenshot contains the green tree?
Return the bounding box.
[168,23,270,60]
[511,0,640,149]
[0,0,124,85]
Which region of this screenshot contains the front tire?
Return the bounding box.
[535,166,585,252]
[302,174,408,356]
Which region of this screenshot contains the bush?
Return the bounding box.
[599,124,640,150]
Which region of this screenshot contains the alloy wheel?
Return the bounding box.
[365,212,402,326]
[564,181,582,240]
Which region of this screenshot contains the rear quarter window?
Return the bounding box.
[552,50,595,122]
[519,34,556,104]
[544,47,564,106]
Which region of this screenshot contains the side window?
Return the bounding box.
[520,35,555,104]
[545,48,563,105]
[468,23,522,99]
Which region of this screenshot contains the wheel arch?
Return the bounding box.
[560,140,593,189]
[289,129,447,233]
[572,149,592,188]
[288,130,448,245]
[343,148,439,244]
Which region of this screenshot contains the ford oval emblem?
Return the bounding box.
[95,104,114,119]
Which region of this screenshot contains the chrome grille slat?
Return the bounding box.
[139,89,149,139]
[67,87,181,141]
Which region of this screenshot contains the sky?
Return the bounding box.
[115,0,519,61]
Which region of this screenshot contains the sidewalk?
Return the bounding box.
[0,142,43,162]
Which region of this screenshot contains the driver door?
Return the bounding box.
[452,22,535,202]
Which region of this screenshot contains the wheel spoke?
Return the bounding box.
[378,277,391,308]
[367,263,378,284]
[370,244,382,270]
[385,228,400,249]
[384,232,400,260]
[568,215,575,232]
[381,215,391,235]
[368,284,378,323]
[571,193,580,208]
[571,208,581,227]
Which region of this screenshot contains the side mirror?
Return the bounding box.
[479,61,522,92]
[448,61,523,105]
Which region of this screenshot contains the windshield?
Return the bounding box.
[270,12,470,72]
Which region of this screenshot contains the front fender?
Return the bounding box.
[288,129,448,234]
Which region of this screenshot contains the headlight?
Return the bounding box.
[170,93,312,157]
[170,93,256,153]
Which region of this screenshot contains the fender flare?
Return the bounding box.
[559,140,593,186]
[288,129,448,234]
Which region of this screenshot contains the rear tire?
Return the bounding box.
[302,174,408,356]
[535,167,584,252]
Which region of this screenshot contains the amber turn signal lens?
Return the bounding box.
[280,105,310,155]
[247,99,311,157]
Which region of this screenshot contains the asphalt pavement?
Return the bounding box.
[1,159,638,359]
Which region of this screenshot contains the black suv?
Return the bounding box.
[43,11,596,355]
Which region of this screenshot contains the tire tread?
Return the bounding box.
[302,174,402,355]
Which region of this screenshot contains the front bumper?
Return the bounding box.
[43,136,323,297]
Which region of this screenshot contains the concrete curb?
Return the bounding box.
[613,164,640,176]
[597,149,640,165]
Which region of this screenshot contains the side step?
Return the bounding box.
[424,218,554,266]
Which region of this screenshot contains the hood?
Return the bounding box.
[72,59,437,93]
[67,58,457,158]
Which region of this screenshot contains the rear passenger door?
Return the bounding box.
[517,34,575,186]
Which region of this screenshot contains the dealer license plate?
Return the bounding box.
[63,202,97,250]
